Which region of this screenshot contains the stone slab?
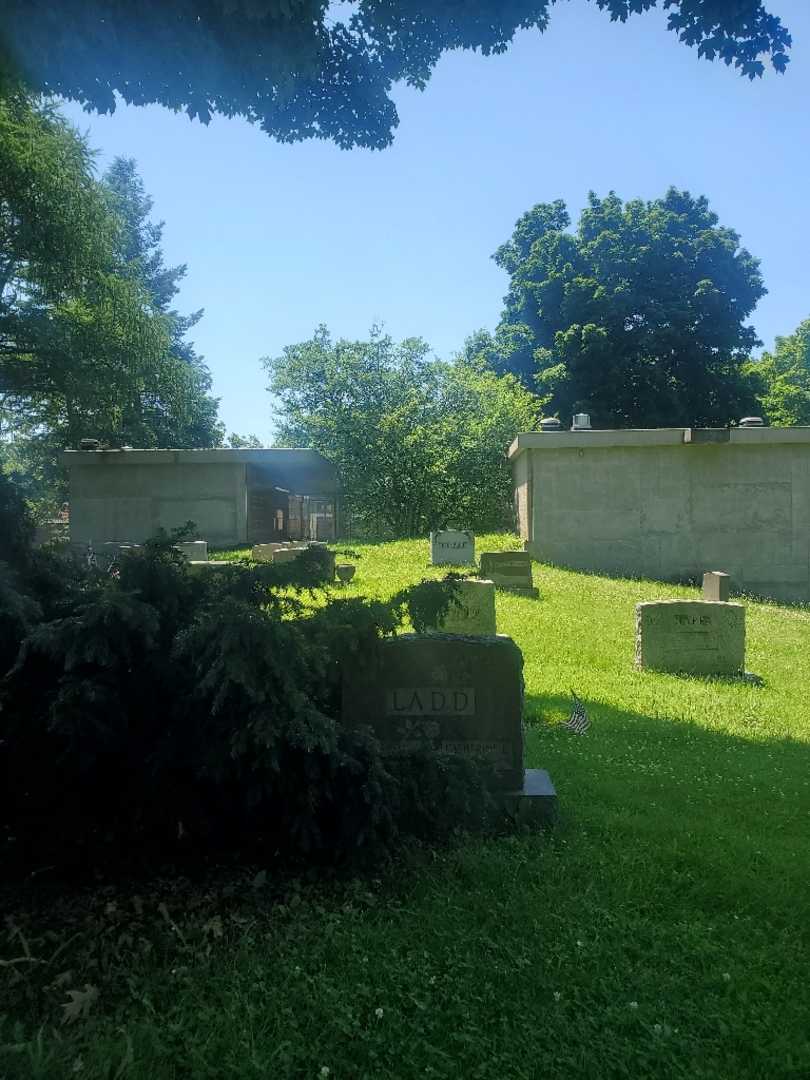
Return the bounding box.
[426,579,497,636]
[252,543,288,562]
[342,633,525,790]
[188,560,230,573]
[271,547,305,564]
[702,571,730,602]
[635,600,745,675]
[501,768,558,825]
[430,530,475,566]
[175,540,208,562]
[479,551,537,596]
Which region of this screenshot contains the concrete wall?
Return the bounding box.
[510,427,810,603]
[67,454,248,546]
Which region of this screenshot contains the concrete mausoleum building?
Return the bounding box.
[510,424,810,604]
[63,447,339,548]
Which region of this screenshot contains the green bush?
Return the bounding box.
[0,531,493,874]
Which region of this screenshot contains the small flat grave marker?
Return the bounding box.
[478,551,539,598]
[430,530,475,566]
[175,541,208,562]
[635,600,745,676]
[252,543,288,562]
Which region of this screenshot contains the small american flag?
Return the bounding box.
[563,690,590,734]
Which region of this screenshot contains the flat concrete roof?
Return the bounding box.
[62,447,330,467]
[62,447,339,495]
[508,427,810,458]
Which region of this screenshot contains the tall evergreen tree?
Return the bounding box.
[102,157,222,449]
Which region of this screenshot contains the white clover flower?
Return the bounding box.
[319,1069,330,1079]
[375,1007,384,1019]
[653,1024,662,1035]
[629,1001,639,1009]
[722,972,731,982]
[553,991,561,1002]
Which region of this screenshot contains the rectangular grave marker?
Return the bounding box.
[702,571,730,602]
[430,530,475,566]
[635,600,745,675]
[425,579,497,636]
[343,634,524,789]
[175,540,208,562]
[478,551,539,598]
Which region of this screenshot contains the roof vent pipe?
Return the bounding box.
[539,417,563,432]
[571,413,592,431]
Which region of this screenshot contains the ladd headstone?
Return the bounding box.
[702,571,731,602]
[343,634,524,789]
[478,551,538,598]
[635,600,745,675]
[430,530,475,566]
[426,579,497,636]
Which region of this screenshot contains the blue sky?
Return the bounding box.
[61,0,810,441]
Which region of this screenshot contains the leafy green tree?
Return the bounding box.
[752,318,810,426]
[0,100,223,512]
[0,2,791,150]
[489,188,765,427]
[227,432,264,448]
[264,326,537,536]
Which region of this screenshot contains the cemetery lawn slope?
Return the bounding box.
[3,536,809,1079]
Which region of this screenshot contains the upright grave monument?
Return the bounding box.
[430,530,475,566]
[703,571,731,602]
[478,551,539,598]
[343,634,556,820]
[635,600,745,676]
[425,579,497,636]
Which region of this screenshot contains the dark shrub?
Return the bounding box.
[0,533,493,874]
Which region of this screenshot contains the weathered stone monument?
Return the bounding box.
[425,579,497,636]
[478,551,538,598]
[430,530,475,566]
[175,541,208,562]
[703,571,730,602]
[635,600,745,675]
[342,634,557,820]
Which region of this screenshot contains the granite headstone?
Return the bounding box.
[430,530,475,566]
[343,634,524,789]
[478,551,538,598]
[635,600,745,675]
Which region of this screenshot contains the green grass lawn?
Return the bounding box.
[3,536,809,1079]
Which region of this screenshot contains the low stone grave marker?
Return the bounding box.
[702,571,730,602]
[425,579,497,636]
[272,547,305,565]
[478,551,538,598]
[430,530,475,566]
[188,560,230,573]
[252,543,288,562]
[635,600,745,675]
[175,540,208,562]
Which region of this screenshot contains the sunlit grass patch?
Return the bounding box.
[3,536,809,1080]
